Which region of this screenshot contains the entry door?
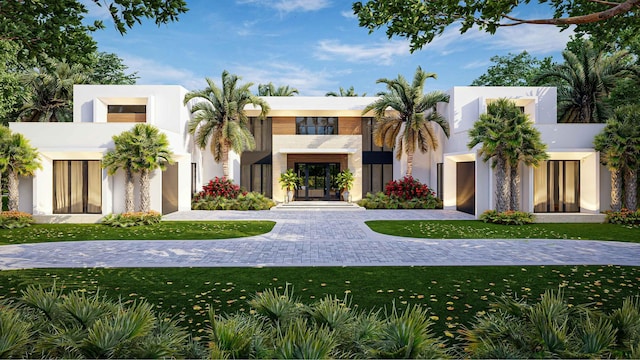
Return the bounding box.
[295,163,340,200]
[456,161,475,215]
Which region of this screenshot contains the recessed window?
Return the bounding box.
[296,117,338,135]
[107,105,146,122]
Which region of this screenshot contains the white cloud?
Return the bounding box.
[231,62,343,96]
[120,54,204,90]
[237,0,331,13]
[486,25,575,54]
[463,60,492,70]
[341,10,357,19]
[315,39,410,65]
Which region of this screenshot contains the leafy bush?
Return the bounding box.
[385,175,435,201]
[192,192,275,210]
[101,211,162,227]
[358,192,442,210]
[480,210,534,225]
[0,210,34,229]
[604,208,640,225]
[194,177,243,200]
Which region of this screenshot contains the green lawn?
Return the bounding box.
[366,220,640,242]
[0,221,275,245]
[1,265,638,342]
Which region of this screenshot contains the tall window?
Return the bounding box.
[296,117,338,135]
[534,160,580,213]
[241,117,272,197]
[53,160,102,214]
[362,117,393,195]
[107,105,146,123]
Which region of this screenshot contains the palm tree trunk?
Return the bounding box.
[140,169,150,212]
[495,157,509,213]
[624,166,637,211]
[222,143,229,179]
[7,170,19,212]
[610,167,622,211]
[406,151,414,177]
[510,162,520,211]
[125,168,134,213]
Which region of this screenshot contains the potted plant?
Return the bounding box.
[279,169,301,203]
[335,168,354,202]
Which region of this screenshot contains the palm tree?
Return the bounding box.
[184,71,270,178]
[103,131,137,213]
[363,66,449,177]
[129,124,174,212]
[103,124,174,213]
[0,131,41,211]
[594,104,640,211]
[19,59,87,122]
[468,99,547,212]
[0,125,12,200]
[257,82,299,96]
[326,86,365,97]
[534,40,640,123]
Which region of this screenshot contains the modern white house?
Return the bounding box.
[9,84,610,222]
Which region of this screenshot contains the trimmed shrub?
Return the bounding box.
[194,177,243,200]
[358,190,442,210]
[101,211,162,227]
[384,175,435,201]
[480,210,534,225]
[192,192,275,211]
[604,208,640,225]
[0,210,34,229]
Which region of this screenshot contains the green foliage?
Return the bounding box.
[358,191,442,209]
[278,169,302,191]
[0,210,34,229]
[352,0,639,53]
[335,168,355,191]
[194,176,242,199]
[13,285,191,358]
[461,290,636,358]
[1,0,187,64]
[480,210,534,225]
[248,285,302,326]
[101,211,162,227]
[534,39,640,123]
[363,66,449,176]
[0,302,32,358]
[257,83,299,96]
[325,86,365,97]
[471,51,554,86]
[86,52,138,85]
[604,209,640,225]
[191,192,275,210]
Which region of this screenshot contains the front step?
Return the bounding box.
[271,201,365,211]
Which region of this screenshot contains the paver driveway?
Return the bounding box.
[0,209,638,269]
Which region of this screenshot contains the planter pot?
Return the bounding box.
[342,190,349,202]
[287,190,294,203]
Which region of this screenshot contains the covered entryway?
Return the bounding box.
[456,161,475,215]
[294,163,340,200]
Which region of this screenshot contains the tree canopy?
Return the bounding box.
[0,0,188,63]
[470,51,554,86]
[352,0,640,52]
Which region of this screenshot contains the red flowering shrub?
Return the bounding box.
[194,177,244,200]
[384,176,435,201]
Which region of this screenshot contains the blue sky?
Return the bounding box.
[86,0,575,96]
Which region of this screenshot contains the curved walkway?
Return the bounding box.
[1,209,639,269]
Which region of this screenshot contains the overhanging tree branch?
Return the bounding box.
[500,0,639,26]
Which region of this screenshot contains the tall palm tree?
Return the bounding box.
[326,86,365,97]
[0,125,12,199]
[103,130,136,213]
[594,104,640,211]
[534,40,640,123]
[257,82,299,96]
[184,71,270,178]
[363,66,450,177]
[468,99,547,212]
[129,124,174,212]
[19,59,88,122]
[0,131,41,211]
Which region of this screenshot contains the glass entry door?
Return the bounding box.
[295,163,340,200]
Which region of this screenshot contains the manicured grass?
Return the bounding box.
[366,220,640,242]
[0,221,275,245]
[1,265,638,342]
